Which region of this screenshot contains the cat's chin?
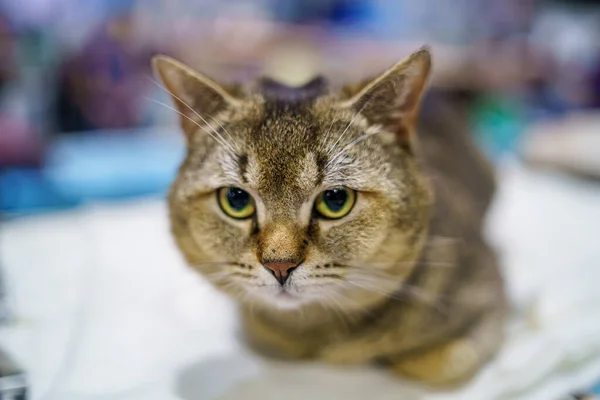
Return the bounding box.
[252,289,310,311]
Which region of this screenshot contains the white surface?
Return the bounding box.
[521,112,600,178]
[1,161,600,400]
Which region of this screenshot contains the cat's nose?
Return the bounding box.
[263,260,298,285]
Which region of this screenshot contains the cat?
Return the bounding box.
[153,48,506,386]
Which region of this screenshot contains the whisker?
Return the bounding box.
[319,292,354,330]
[337,281,409,304]
[321,119,337,151]
[145,97,236,156]
[335,260,454,272]
[192,261,244,268]
[147,76,236,146]
[203,272,230,284]
[230,271,256,279]
[427,235,464,247]
[326,127,383,168]
[349,273,457,313]
[327,101,369,156]
[341,277,447,314]
[146,76,237,154]
[328,284,377,317]
[209,116,237,148]
[428,235,462,242]
[344,278,395,297]
[237,289,258,318]
[400,285,438,303]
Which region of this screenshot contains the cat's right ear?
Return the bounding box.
[337,48,432,147]
[152,55,241,136]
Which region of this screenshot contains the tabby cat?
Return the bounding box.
[153,48,506,386]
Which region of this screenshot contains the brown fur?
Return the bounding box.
[153,48,506,386]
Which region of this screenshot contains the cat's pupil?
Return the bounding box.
[227,188,250,210]
[323,189,348,212]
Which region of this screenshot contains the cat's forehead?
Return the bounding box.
[242,150,321,207]
[195,80,392,201]
[243,105,324,202]
[240,113,383,197]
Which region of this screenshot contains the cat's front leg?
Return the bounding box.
[318,335,387,365]
[390,308,505,386]
[241,313,317,360]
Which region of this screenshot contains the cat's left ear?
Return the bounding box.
[152,55,241,137]
[338,48,432,145]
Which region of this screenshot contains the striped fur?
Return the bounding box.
[153,48,506,386]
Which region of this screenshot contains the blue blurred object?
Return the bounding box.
[328,0,373,24]
[592,380,600,394]
[0,129,185,215]
[0,168,77,213]
[271,0,373,25]
[106,0,138,17]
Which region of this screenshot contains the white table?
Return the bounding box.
[1,160,600,400]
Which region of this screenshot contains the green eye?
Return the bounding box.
[314,188,356,219]
[218,187,256,219]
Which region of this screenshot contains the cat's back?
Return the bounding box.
[417,90,496,225]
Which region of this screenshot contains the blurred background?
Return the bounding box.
[1,1,600,399]
[0,0,599,215]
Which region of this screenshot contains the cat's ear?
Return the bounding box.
[152,55,241,136]
[338,48,432,145]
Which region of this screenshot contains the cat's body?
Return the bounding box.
[154,49,506,386]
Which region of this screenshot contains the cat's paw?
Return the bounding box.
[319,343,372,365]
[392,339,480,386]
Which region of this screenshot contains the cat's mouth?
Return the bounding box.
[267,287,305,309]
[251,281,323,308]
[276,289,294,299]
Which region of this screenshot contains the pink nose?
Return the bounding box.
[263,261,298,285]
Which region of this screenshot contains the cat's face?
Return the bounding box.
[154,49,433,310]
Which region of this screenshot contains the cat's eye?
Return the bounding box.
[218,187,256,219]
[314,188,356,220]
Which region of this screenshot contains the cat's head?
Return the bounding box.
[153,49,433,311]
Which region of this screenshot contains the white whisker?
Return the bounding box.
[321,119,337,150]
[145,97,236,157]
[206,113,237,147]
[327,102,368,156]
[146,76,237,154]
[320,292,353,329]
[328,283,376,316]
[343,276,449,315]
[326,126,383,168]
[345,278,395,297]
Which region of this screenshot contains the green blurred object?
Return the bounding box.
[470,94,526,160]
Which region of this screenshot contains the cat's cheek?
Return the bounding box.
[187,210,250,257]
[318,206,390,262]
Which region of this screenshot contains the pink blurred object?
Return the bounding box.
[0,113,42,167]
[58,16,155,131]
